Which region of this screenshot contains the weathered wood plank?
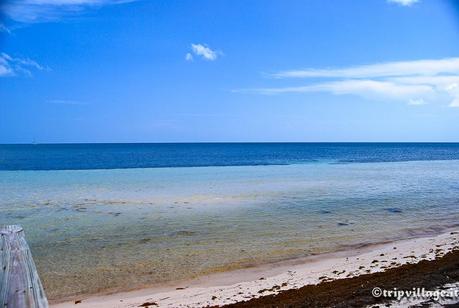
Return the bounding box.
[0,225,48,308]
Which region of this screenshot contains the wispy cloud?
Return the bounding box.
[387,0,419,6]
[0,52,47,77]
[186,43,220,61]
[272,58,459,79]
[0,24,12,34]
[2,0,137,23]
[185,53,193,61]
[408,98,426,106]
[47,99,87,105]
[249,80,433,98]
[239,58,459,108]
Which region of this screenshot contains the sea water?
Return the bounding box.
[1,143,459,299]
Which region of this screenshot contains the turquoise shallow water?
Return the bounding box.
[1,160,459,299]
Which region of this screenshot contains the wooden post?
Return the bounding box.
[0,225,48,308]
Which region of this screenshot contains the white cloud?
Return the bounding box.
[187,43,220,61]
[246,80,433,100]
[2,0,136,23]
[185,53,193,61]
[0,52,46,77]
[408,98,426,106]
[272,58,459,79]
[313,80,433,100]
[450,98,459,108]
[241,57,459,108]
[387,0,419,6]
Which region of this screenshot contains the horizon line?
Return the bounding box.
[1,141,459,146]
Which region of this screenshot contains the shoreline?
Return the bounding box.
[224,247,459,308]
[51,228,459,308]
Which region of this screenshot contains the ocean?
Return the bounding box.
[1,143,459,299]
[2,142,459,170]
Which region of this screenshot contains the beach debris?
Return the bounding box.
[257,289,268,294]
[74,300,82,304]
[139,302,158,307]
[270,285,281,292]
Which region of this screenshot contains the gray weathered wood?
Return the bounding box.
[0,225,48,308]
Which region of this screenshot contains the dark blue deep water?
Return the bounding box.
[1,143,459,171]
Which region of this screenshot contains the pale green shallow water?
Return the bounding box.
[1,160,459,299]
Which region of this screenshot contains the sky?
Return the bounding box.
[1,0,459,143]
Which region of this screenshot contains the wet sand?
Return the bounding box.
[52,229,459,308]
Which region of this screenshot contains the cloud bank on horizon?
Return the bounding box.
[240,58,459,108]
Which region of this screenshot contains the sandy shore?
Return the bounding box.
[52,229,459,308]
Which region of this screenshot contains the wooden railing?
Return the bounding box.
[0,225,48,308]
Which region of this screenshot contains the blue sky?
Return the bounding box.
[1,0,459,143]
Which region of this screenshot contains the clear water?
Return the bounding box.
[0,143,459,299]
